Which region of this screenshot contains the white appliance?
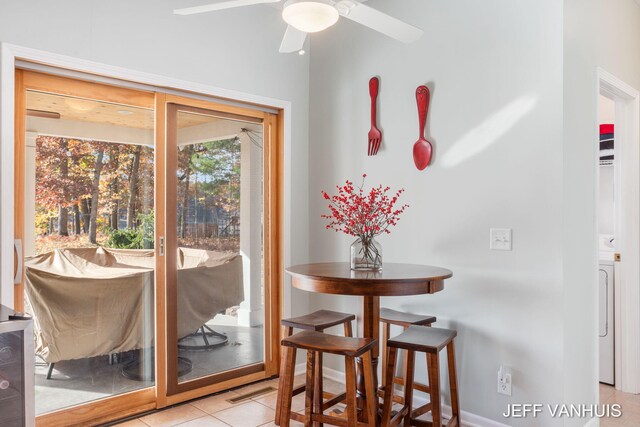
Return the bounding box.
[599,259,615,385]
[0,305,34,426]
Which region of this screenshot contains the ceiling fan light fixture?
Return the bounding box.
[282,0,339,33]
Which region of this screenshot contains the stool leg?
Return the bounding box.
[344,320,353,337]
[403,350,415,427]
[381,346,398,426]
[313,351,324,427]
[345,356,358,427]
[305,350,316,427]
[275,326,293,426]
[280,345,297,427]
[400,326,409,399]
[427,353,442,427]
[447,342,460,427]
[380,322,390,389]
[362,351,377,427]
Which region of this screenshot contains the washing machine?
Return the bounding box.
[599,258,614,385]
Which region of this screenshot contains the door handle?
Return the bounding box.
[158,236,165,257]
[14,239,22,284]
[614,253,621,262]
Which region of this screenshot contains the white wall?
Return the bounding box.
[0,0,311,315]
[308,1,564,425]
[2,0,640,424]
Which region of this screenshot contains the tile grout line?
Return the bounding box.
[253,400,276,411]
[209,413,234,427]
[170,413,233,427]
[123,376,312,426]
[214,398,278,426]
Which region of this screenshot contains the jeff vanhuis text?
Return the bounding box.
[503,404,622,418]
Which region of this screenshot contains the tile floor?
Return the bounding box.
[114,380,640,426]
[112,375,337,427]
[600,383,640,426]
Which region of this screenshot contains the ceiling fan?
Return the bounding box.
[173,0,423,53]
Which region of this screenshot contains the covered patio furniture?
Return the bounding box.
[24,247,243,378]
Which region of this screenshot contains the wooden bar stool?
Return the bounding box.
[381,325,460,427]
[276,310,355,426]
[380,308,436,403]
[279,330,378,427]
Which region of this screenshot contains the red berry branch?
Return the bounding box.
[321,174,409,240]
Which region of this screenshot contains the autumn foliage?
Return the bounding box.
[35,135,243,254]
[35,136,153,252]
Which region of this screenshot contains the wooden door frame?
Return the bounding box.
[1,42,293,317]
[8,64,284,425]
[15,69,159,427]
[164,94,282,398]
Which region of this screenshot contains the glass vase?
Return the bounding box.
[350,236,382,271]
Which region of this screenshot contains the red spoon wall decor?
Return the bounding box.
[413,85,432,170]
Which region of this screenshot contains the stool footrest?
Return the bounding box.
[412,402,433,418]
[388,407,410,427]
[377,388,407,405]
[393,376,429,393]
[290,412,304,423]
[291,383,305,397]
[322,391,347,410]
[310,413,372,427]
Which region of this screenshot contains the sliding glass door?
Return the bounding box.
[165,99,280,396]
[13,71,282,425]
[15,71,158,422]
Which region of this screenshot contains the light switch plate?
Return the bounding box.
[490,228,512,251]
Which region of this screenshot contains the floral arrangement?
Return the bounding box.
[321,174,409,270]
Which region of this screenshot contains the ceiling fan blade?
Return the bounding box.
[279,25,308,53]
[336,1,423,43]
[174,0,281,15]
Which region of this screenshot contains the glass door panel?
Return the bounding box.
[22,88,156,414]
[167,104,266,391]
[15,71,282,422]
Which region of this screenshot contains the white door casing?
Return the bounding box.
[598,68,640,393]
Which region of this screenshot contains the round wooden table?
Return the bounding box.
[286,262,453,421]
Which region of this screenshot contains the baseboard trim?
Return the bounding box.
[584,417,598,427]
[294,364,510,427]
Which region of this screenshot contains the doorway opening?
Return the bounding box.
[596,69,640,402]
[597,93,615,388]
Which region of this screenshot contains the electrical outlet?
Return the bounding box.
[498,366,512,396]
[490,228,512,251]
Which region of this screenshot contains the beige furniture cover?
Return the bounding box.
[24,247,243,363]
